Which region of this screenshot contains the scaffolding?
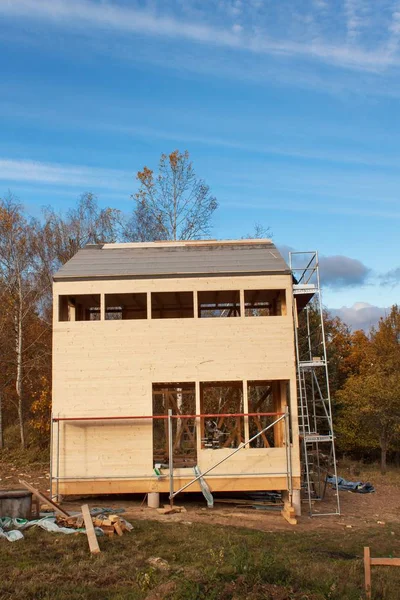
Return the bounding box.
[289,251,340,517]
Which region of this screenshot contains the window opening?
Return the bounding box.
[151,292,194,319]
[200,381,244,448]
[247,381,287,448]
[244,289,286,316]
[152,383,196,467]
[198,290,240,318]
[105,293,147,320]
[59,294,100,321]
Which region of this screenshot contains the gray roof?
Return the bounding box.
[53,240,290,281]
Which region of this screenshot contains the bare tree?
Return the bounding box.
[0,195,40,447]
[244,223,272,239]
[40,192,122,283]
[125,150,218,241]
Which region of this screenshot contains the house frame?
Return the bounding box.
[51,240,303,512]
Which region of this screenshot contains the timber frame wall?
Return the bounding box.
[51,248,300,498]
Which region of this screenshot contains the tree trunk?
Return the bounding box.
[380,434,387,475]
[15,279,25,448]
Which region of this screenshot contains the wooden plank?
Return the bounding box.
[364,547,371,600]
[370,558,400,567]
[281,503,297,526]
[81,504,101,554]
[19,479,70,518]
[57,476,301,496]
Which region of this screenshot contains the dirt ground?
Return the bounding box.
[1,454,398,533]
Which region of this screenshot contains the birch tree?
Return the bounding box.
[126,150,218,241]
[0,196,38,447]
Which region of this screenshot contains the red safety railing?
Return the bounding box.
[52,412,284,422]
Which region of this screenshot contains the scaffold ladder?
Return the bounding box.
[290,251,341,517]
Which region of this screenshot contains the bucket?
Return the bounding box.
[0,490,33,519]
[147,492,160,509]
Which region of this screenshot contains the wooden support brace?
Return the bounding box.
[19,479,70,518]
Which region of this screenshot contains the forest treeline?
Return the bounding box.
[0,150,398,473]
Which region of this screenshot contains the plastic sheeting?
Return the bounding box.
[0,511,132,542]
[326,475,375,493]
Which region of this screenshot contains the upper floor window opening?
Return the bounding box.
[151,291,194,319]
[105,293,147,320]
[198,290,240,318]
[59,294,101,322]
[244,289,286,317]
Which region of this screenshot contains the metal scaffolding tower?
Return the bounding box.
[289,251,341,517]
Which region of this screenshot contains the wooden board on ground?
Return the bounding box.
[157,505,186,515]
[19,479,70,518]
[81,504,101,554]
[281,503,297,526]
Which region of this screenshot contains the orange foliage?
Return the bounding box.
[30,376,52,436]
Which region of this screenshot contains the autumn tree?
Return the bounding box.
[336,305,400,473]
[0,195,50,447]
[125,150,218,241]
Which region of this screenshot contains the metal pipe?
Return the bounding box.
[284,407,293,501]
[171,415,285,499]
[168,408,174,507]
[56,418,60,502]
[49,413,53,499]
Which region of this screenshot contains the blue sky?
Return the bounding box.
[1,0,399,329]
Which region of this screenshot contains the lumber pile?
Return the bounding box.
[56,511,130,537]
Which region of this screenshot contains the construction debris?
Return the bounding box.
[147,557,170,571]
[156,505,186,515]
[0,501,132,545]
[56,510,132,538]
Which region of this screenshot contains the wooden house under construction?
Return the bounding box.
[51,239,307,513]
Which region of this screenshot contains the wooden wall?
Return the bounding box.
[52,273,300,495]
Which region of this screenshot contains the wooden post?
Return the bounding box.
[82,504,101,555]
[364,547,371,600]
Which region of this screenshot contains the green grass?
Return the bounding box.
[1,520,400,599]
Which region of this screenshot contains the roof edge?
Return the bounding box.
[53,269,291,282]
[101,238,273,250]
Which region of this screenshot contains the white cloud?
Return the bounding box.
[329,302,389,331]
[2,0,400,72]
[0,158,131,190]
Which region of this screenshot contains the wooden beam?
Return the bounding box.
[364,547,372,600]
[370,558,400,566]
[19,479,70,518]
[82,504,101,555]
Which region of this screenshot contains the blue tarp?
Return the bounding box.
[326,476,375,493]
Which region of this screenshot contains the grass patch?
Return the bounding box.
[1,520,400,599]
